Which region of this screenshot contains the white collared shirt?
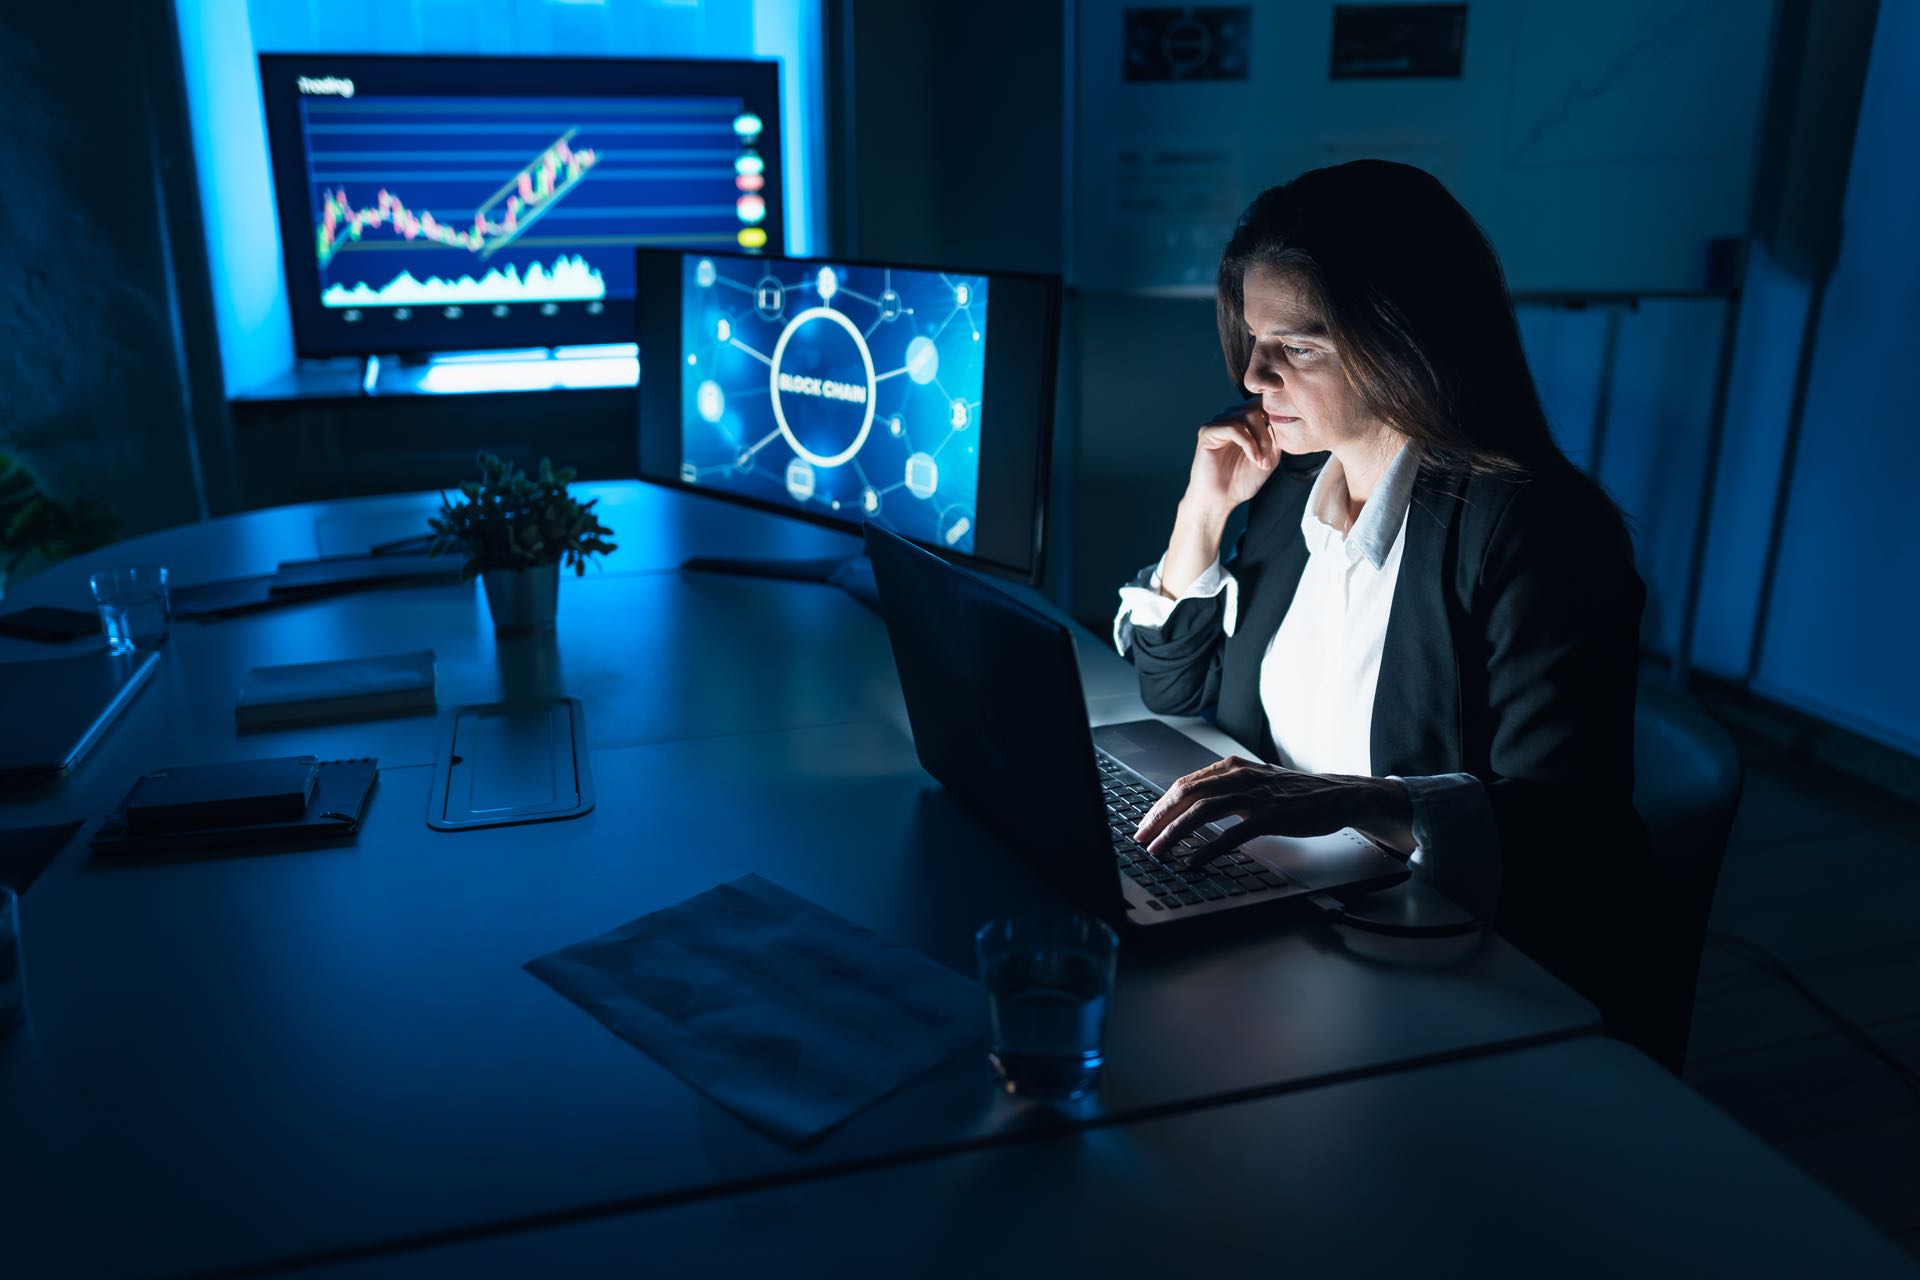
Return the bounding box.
[1115,445,1500,918]
[1261,444,1416,776]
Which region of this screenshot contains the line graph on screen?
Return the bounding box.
[300,94,764,308]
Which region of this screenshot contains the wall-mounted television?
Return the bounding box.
[259,53,782,359]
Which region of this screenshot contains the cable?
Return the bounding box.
[1327,910,1487,938]
[1705,930,1920,1100]
[1305,892,1489,938]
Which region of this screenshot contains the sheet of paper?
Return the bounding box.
[526,874,985,1147]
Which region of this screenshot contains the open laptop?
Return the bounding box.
[863,524,1408,929]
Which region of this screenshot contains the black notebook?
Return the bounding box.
[0,650,160,786]
[90,758,379,857]
[122,756,319,833]
[0,606,101,644]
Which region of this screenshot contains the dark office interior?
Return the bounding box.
[1,1,1917,1275]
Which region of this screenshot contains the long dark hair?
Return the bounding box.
[1217,160,1567,477]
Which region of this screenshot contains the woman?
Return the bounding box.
[1115,160,1649,1032]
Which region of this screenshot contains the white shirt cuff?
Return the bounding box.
[1388,772,1501,920]
[1113,556,1239,654]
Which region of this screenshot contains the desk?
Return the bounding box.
[0,485,1598,1278]
[309,1038,1920,1279]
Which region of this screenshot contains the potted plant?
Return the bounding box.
[429,453,616,632]
[0,449,117,602]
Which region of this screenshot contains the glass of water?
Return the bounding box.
[975,912,1118,1101]
[1,886,24,1039]
[88,566,170,654]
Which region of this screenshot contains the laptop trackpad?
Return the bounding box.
[1091,718,1228,791]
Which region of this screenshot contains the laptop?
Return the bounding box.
[0,649,160,787]
[864,524,1408,928]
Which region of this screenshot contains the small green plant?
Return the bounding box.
[0,449,117,583]
[428,453,616,581]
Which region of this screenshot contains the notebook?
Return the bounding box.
[122,756,318,833]
[90,758,379,857]
[267,554,461,597]
[0,606,101,644]
[236,650,437,731]
[0,650,160,787]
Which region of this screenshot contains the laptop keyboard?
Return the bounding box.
[1096,751,1294,913]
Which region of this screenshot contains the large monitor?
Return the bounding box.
[636,249,1060,583]
[259,54,782,359]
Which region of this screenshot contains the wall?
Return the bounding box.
[1746,0,1920,754]
[0,4,218,552]
[835,0,1063,276]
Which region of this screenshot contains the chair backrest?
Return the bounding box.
[1628,682,1744,1071]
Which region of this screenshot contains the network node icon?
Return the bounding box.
[786,457,816,502]
[755,277,785,320]
[954,283,971,307]
[904,452,939,500]
[950,399,970,430]
[861,486,881,515]
[680,462,698,483]
[905,335,940,385]
[878,289,903,322]
[716,316,732,343]
[695,258,718,288]
[939,504,975,547]
[887,413,905,438]
[697,380,726,423]
[816,266,839,301]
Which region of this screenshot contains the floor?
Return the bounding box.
[1681,730,1920,1261]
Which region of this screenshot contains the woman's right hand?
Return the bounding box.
[1184,399,1280,520]
[1157,400,1280,598]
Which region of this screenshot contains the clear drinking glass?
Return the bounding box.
[88,566,170,654]
[975,912,1119,1101]
[0,886,25,1039]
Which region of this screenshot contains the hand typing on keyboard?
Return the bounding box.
[1132,755,1415,866]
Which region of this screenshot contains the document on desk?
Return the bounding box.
[525,874,985,1147]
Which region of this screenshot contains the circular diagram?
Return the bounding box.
[768,307,878,469]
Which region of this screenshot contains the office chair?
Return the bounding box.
[1626,682,1745,1072]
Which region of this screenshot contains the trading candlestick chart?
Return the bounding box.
[302,94,769,311]
[315,131,600,266]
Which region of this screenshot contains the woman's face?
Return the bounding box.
[1238,265,1377,457]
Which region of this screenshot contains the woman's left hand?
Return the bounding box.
[1132,755,1415,861]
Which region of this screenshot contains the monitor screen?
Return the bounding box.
[259,54,782,359]
[637,250,1060,581]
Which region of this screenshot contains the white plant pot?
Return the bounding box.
[482,562,560,632]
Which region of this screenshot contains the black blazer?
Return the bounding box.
[1128,456,1651,1026]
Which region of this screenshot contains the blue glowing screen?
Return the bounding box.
[678,254,988,553]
